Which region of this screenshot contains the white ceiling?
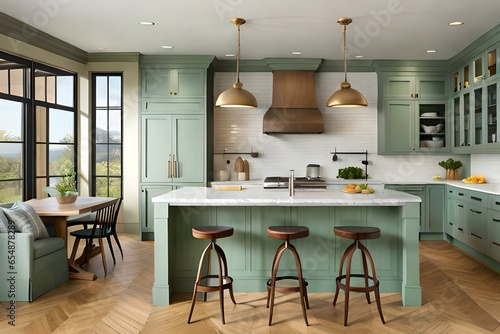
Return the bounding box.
[1,0,499,61]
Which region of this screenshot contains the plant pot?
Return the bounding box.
[446,169,460,180]
[55,195,78,204]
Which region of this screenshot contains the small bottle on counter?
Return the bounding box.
[289,170,295,197]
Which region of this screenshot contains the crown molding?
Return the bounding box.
[0,12,88,64]
[88,52,140,63]
[139,55,216,68]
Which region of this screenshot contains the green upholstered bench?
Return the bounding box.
[0,203,69,302]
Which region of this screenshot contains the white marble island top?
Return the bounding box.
[152,185,421,206]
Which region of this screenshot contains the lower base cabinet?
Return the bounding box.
[385,184,445,236]
[488,210,500,262]
[141,185,175,241]
[446,185,499,270]
[467,203,487,254]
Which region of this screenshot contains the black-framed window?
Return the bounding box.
[0,51,77,203]
[91,73,122,197]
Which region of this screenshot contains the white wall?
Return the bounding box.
[213,71,471,183]
[471,154,500,182]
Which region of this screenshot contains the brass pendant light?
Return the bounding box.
[215,18,258,108]
[327,18,368,108]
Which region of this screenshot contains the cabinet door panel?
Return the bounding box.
[142,115,172,182]
[384,101,414,152]
[143,98,204,114]
[384,76,415,98]
[173,115,205,183]
[468,203,487,253]
[142,68,172,96]
[454,200,467,243]
[141,185,174,240]
[488,211,500,261]
[417,77,447,99]
[427,185,445,233]
[173,69,205,97]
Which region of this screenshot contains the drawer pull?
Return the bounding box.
[495,201,500,206]
[458,227,464,231]
[471,233,482,239]
[458,193,465,196]
[457,204,464,208]
[493,218,500,223]
[469,209,482,214]
[448,222,453,226]
[493,242,500,247]
[470,196,482,202]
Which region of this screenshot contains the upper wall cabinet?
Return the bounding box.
[378,71,449,154]
[142,68,205,98]
[451,43,500,153]
[384,75,448,100]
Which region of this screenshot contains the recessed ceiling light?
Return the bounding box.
[426,50,437,53]
[448,21,464,26]
[291,51,302,55]
[139,21,155,26]
[225,53,235,57]
[162,45,174,49]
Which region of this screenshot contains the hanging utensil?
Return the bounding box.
[332,147,338,161]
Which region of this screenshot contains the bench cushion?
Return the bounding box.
[33,237,65,259]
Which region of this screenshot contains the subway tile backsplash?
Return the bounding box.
[213,72,486,183]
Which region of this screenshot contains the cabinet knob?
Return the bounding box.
[415,93,418,98]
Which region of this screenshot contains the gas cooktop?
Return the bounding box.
[263,176,327,191]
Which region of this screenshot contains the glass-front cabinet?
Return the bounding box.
[452,43,500,152]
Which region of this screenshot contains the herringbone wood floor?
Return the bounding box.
[1,234,499,333]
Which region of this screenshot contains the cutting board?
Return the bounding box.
[243,160,249,180]
[213,185,242,191]
[234,156,244,173]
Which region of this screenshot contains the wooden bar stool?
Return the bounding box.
[332,226,385,326]
[187,226,236,324]
[266,225,310,326]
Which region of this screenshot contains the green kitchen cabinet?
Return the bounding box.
[487,194,500,262]
[385,184,426,232]
[467,202,487,254]
[139,56,215,240]
[425,185,445,234]
[141,114,205,183]
[386,184,445,238]
[487,210,500,262]
[142,68,205,98]
[141,185,176,240]
[383,75,448,99]
[452,199,468,243]
[165,205,403,297]
[378,72,449,154]
[451,43,500,153]
[382,100,448,153]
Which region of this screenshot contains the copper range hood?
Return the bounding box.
[263,70,324,134]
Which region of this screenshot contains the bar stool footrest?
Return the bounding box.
[197,274,234,292]
[336,274,379,294]
[267,275,308,293]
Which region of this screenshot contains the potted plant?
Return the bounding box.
[54,171,78,204]
[438,158,463,180]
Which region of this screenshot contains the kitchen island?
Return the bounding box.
[151,185,421,306]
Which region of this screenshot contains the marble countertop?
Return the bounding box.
[211,179,500,195]
[152,185,421,206]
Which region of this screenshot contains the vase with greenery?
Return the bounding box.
[55,172,78,203]
[438,158,463,180]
